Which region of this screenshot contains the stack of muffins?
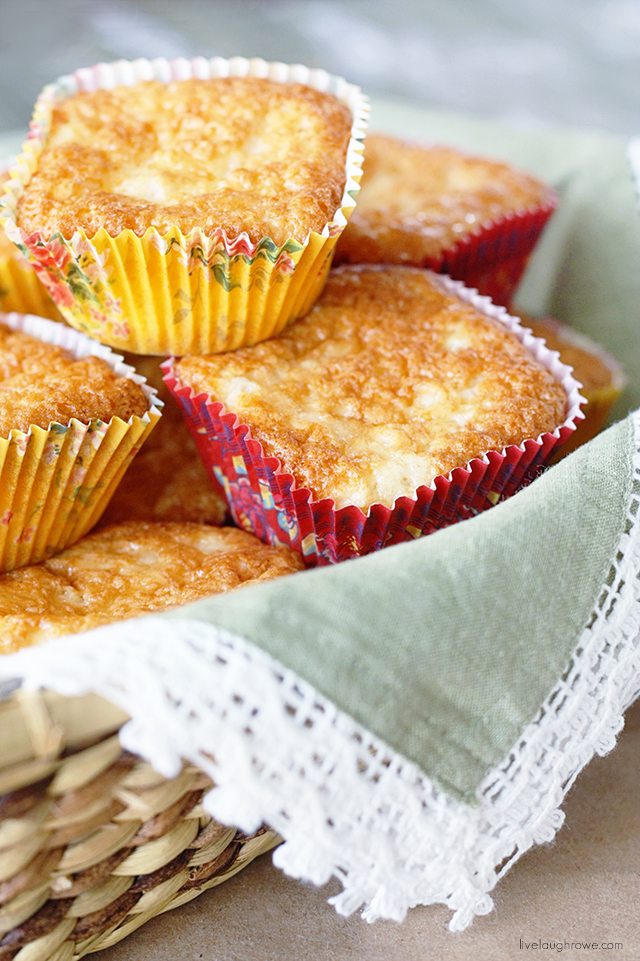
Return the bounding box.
[0,57,625,652]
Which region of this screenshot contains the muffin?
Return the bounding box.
[334,134,556,306]
[0,521,304,653]
[0,171,61,320]
[167,266,583,564]
[0,312,160,571]
[100,393,227,527]
[1,57,368,355]
[515,311,625,455]
[98,354,226,525]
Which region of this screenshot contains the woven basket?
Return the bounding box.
[0,688,279,959]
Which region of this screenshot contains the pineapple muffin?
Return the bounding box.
[0,314,159,572]
[335,133,556,304]
[101,355,226,526]
[0,320,148,435]
[16,78,353,244]
[174,266,569,513]
[0,521,304,653]
[5,61,365,354]
[101,401,227,527]
[169,266,581,564]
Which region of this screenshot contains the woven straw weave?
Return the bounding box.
[0,689,279,959]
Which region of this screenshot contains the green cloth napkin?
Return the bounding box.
[1,106,639,930]
[165,416,633,801]
[166,105,639,800]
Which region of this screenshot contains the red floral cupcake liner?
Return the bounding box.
[434,201,557,307]
[163,278,584,567]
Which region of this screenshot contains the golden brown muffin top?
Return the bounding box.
[0,322,149,435]
[335,133,555,266]
[518,313,623,395]
[100,397,227,527]
[176,265,567,511]
[16,78,353,244]
[0,521,303,652]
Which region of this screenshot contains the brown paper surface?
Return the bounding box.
[101,702,639,961]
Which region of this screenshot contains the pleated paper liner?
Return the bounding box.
[336,200,556,309]
[163,278,585,566]
[0,56,369,356]
[0,312,161,572]
[0,170,62,322]
[0,246,62,321]
[437,200,557,307]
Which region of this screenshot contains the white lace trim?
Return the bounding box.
[1,413,639,931]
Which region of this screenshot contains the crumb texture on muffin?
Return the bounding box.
[17,78,352,244]
[176,266,567,511]
[335,134,554,265]
[0,521,303,652]
[0,322,149,435]
[101,388,227,527]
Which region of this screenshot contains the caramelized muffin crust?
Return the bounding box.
[335,134,555,265]
[101,396,227,527]
[176,266,567,511]
[17,78,352,244]
[0,521,303,652]
[0,322,149,435]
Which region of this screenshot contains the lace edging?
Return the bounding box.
[1,413,639,930]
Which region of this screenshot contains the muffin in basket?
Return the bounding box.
[514,311,626,455]
[0,171,61,320]
[166,265,584,565]
[1,56,368,355]
[334,133,556,305]
[0,312,160,571]
[101,357,227,527]
[0,521,304,653]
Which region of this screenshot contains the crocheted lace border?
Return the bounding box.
[1,411,638,930]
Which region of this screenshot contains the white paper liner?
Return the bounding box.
[0,310,161,420]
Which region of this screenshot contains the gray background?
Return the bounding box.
[0,0,638,137]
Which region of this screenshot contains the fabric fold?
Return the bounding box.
[1,411,638,930]
[163,415,633,799]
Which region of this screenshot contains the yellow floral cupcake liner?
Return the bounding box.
[0,245,62,321]
[0,312,161,571]
[0,169,62,321]
[0,57,369,355]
